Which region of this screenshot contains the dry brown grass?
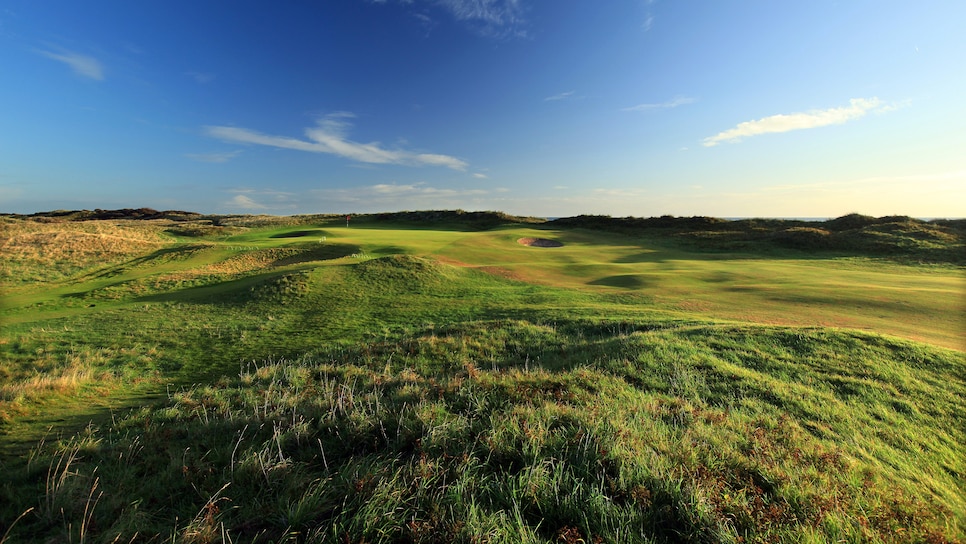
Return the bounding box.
[0,349,125,425]
[0,218,171,284]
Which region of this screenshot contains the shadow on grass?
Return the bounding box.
[587,274,652,289]
[269,229,331,239]
[133,243,360,305]
[81,245,216,281]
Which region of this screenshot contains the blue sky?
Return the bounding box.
[1,1,964,217]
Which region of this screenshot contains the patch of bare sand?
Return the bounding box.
[517,237,563,248]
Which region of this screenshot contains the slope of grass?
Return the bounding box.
[432,226,964,349]
[0,217,171,285]
[1,212,963,543]
[3,320,962,543]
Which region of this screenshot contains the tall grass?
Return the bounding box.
[4,320,962,543]
[0,218,171,285]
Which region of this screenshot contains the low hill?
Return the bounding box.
[552,213,966,263]
[2,207,203,222]
[10,209,960,262]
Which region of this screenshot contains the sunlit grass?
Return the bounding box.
[0,213,962,542]
[5,320,963,542]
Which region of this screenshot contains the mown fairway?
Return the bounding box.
[0,212,963,543]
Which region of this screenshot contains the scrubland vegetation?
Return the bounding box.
[0,210,963,543]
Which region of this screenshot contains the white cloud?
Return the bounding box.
[702,97,892,147]
[623,96,694,112]
[372,183,421,195]
[473,173,488,179]
[222,188,299,211]
[227,194,265,209]
[545,91,576,102]
[205,113,467,170]
[415,153,469,170]
[37,48,104,80]
[310,182,494,210]
[186,150,241,163]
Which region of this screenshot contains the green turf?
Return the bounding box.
[0,213,963,542]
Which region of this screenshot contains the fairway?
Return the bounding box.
[1,212,964,543]
[4,221,962,348]
[430,226,964,350]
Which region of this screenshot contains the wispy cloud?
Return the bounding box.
[205,112,468,170]
[642,0,656,31]
[370,182,487,197]
[702,97,894,147]
[227,194,265,209]
[435,0,528,37]
[372,0,527,38]
[37,47,104,80]
[623,95,694,112]
[223,188,299,211]
[186,71,215,84]
[412,12,437,36]
[310,182,493,210]
[186,150,241,163]
[545,90,576,102]
[473,172,488,179]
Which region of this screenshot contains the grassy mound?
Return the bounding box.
[354,255,450,292]
[3,320,962,543]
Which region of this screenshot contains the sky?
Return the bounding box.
[1,0,964,218]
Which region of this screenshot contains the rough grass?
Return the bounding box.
[3,320,962,543]
[1,212,963,543]
[0,217,170,285]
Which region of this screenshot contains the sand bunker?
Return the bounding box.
[517,237,564,248]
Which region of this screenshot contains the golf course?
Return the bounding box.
[1,209,963,543]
